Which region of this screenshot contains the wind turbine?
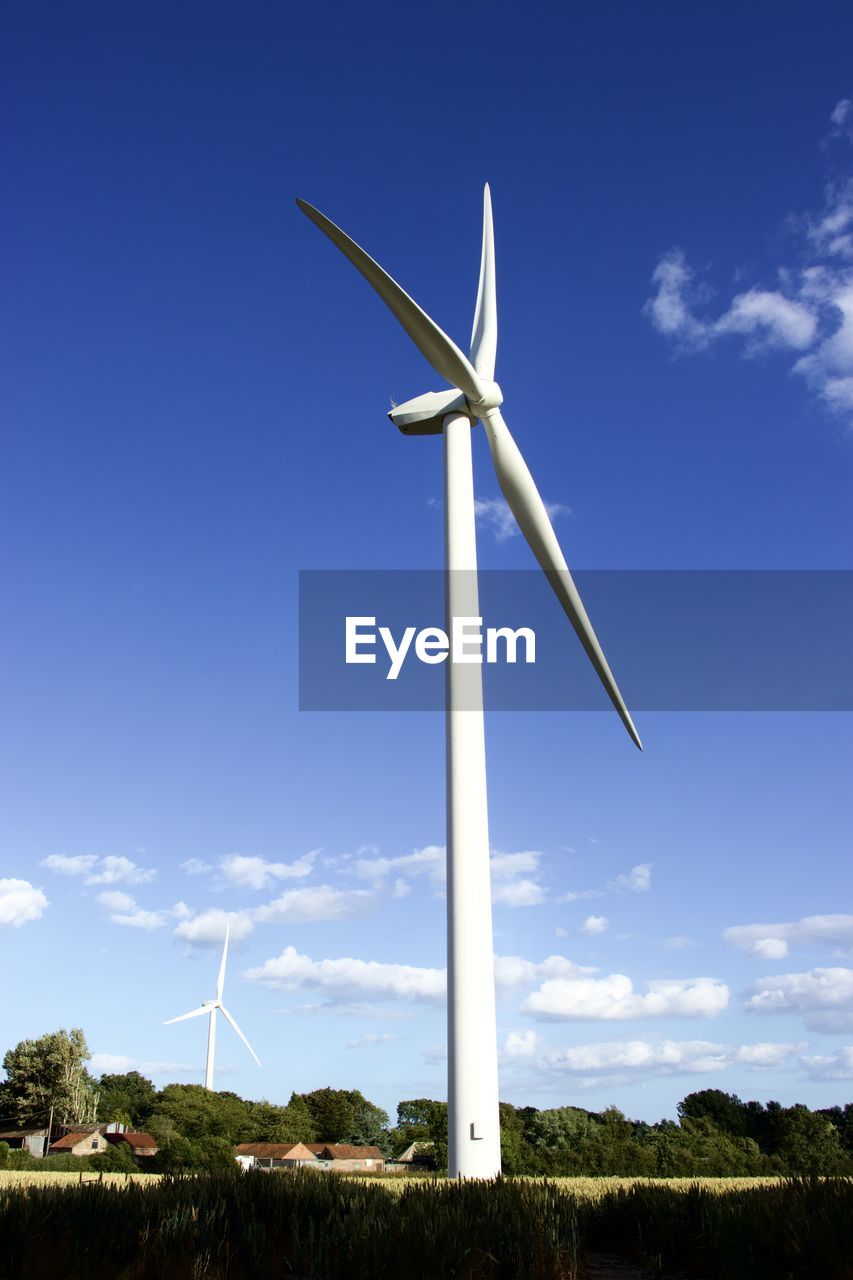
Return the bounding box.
[165,921,261,1091]
[297,187,641,1178]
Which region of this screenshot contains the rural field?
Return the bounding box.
[0,1169,851,1279]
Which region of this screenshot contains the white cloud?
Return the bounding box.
[609,863,652,893]
[87,855,156,886]
[355,844,445,885]
[0,878,48,929]
[474,497,570,543]
[801,1046,853,1080]
[490,851,541,879]
[357,845,547,906]
[41,854,98,877]
[503,1030,541,1058]
[831,97,853,140]
[42,853,156,886]
[581,915,609,935]
[391,878,411,899]
[346,1033,396,1049]
[493,954,595,991]
[422,1044,447,1064]
[492,878,545,907]
[663,935,698,951]
[714,290,817,350]
[97,892,188,931]
[180,858,212,875]
[643,251,711,349]
[724,914,853,958]
[89,1053,196,1076]
[245,945,445,1002]
[174,908,255,946]
[645,100,853,425]
[217,851,318,891]
[543,1038,799,1076]
[522,974,729,1021]
[253,885,374,924]
[744,966,853,1031]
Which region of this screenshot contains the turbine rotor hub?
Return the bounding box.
[467,379,503,415]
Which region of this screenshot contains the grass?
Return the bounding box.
[0,1169,850,1278]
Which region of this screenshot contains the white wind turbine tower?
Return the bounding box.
[165,922,261,1091]
[297,187,641,1178]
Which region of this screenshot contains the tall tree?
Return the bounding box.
[97,1071,157,1127]
[2,1028,97,1125]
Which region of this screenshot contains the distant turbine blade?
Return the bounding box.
[481,409,642,750]
[164,1006,210,1025]
[470,184,497,380]
[219,1005,262,1068]
[216,921,230,1002]
[296,198,486,404]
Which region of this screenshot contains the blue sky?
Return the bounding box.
[2,2,853,1122]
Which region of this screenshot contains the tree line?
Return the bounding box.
[1,1027,851,1176]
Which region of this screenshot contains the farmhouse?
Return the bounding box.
[234,1142,316,1169]
[306,1143,385,1171]
[48,1130,110,1157]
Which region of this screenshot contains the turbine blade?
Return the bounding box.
[296,198,485,404]
[216,921,230,1002]
[219,1005,262,1068]
[470,184,497,380]
[481,409,642,750]
[164,1006,210,1025]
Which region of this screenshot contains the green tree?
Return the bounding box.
[97,1071,157,1127]
[677,1089,749,1138]
[498,1102,526,1173]
[774,1105,845,1174]
[148,1084,252,1144]
[299,1088,356,1142]
[348,1092,390,1150]
[2,1028,97,1125]
[248,1096,316,1143]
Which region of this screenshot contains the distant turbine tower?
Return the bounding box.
[165,921,261,1091]
[297,187,640,1178]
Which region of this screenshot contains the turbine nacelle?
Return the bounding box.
[389,382,504,436]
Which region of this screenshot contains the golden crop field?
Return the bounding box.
[0,1169,792,1195]
[0,1170,161,1189]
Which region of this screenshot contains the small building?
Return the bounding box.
[234,1141,316,1169]
[388,1141,435,1171]
[0,1128,50,1159]
[48,1130,110,1157]
[104,1131,159,1158]
[306,1143,385,1171]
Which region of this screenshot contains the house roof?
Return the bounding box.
[0,1128,47,1140]
[104,1132,157,1150]
[395,1141,434,1163]
[306,1143,384,1160]
[50,1131,98,1151]
[235,1142,315,1159]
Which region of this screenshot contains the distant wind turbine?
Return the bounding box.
[297,186,640,1178]
[165,921,261,1091]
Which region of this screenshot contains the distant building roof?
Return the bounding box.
[306,1143,384,1160]
[104,1132,157,1150]
[395,1141,435,1164]
[235,1142,315,1159]
[49,1132,94,1151]
[0,1128,47,1140]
